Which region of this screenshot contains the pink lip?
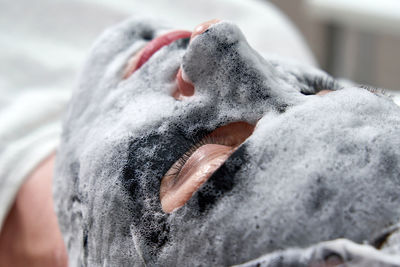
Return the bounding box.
[124,30,192,78]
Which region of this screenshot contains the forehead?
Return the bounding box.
[55,18,400,266]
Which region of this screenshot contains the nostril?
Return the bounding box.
[140,29,154,41]
[173,68,195,99]
[190,19,221,42]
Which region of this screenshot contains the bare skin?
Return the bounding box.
[0,152,68,267]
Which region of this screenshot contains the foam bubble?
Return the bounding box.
[54,17,400,266]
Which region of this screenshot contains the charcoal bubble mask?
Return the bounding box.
[54,17,400,266]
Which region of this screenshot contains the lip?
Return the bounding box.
[123,30,192,78]
[160,122,255,213]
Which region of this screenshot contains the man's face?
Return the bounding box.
[55,18,400,266]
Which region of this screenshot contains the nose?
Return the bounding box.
[173,19,221,100]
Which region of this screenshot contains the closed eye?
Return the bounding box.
[301,76,340,95]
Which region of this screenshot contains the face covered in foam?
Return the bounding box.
[54,18,400,266]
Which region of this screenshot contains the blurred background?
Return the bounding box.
[271,0,400,91]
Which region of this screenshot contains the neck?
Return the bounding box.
[0,152,68,267]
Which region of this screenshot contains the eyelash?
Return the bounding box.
[307,76,388,96]
[166,134,229,178]
[360,84,388,96]
[299,76,340,95]
[314,76,339,91]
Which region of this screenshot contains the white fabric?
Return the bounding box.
[0,89,69,229]
[0,0,315,230]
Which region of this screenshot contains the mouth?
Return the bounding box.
[160,122,255,213]
[123,30,192,79]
